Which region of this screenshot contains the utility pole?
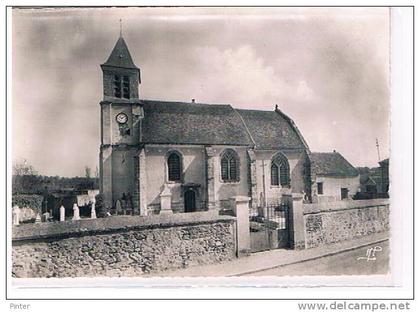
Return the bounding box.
[376,138,381,162]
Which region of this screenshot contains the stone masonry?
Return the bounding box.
[303,199,389,248]
[12,214,235,278]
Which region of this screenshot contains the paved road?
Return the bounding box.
[242,241,389,276]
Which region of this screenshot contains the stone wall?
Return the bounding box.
[12,212,236,278]
[303,199,389,248]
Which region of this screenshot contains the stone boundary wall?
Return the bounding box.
[12,211,236,277]
[303,199,389,248]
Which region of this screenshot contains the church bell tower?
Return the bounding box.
[99,33,143,213]
[101,36,141,101]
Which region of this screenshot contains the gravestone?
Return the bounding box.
[41,212,50,222]
[72,204,80,221]
[12,205,20,226]
[59,205,65,222]
[115,200,122,215]
[91,202,96,219]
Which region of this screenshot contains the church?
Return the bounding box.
[99,35,359,215]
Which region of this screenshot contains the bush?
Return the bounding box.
[95,193,108,218]
[12,194,43,214]
[12,175,43,195]
[353,192,389,200]
[12,174,99,195]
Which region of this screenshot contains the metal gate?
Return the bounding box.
[249,198,290,253]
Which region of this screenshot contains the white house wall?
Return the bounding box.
[314,176,360,203]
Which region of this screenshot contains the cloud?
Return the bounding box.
[143,44,316,111]
[191,45,286,107]
[11,8,390,176]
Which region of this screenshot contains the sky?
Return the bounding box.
[11,7,390,177]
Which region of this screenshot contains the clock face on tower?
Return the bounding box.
[116,112,128,124]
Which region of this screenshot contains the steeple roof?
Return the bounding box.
[102,36,139,70]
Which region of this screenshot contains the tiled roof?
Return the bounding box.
[141,100,253,146]
[235,109,307,150]
[310,152,359,177]
[360,175,377,185]
[379,158,389,166]
[102,37,139,70]
[140,100,308,150]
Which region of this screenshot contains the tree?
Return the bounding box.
[12,159,40,194]
[13,159,37,176]
[85,166,91,179]
[95,193,108,218]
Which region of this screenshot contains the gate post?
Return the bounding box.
[289,193,306,249]
[230,196,251,257]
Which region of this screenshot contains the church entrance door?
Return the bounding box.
[184,190,196,213]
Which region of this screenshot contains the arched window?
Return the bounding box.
[271,153,290,187]
[271,163,279,186]
[220,149,240,182]
[167,151,182,182]
[113,75,130,99]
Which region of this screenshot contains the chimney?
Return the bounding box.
[333,149,336,153]
[191,99,195,103]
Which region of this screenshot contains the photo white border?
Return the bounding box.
[2,2,415,304]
